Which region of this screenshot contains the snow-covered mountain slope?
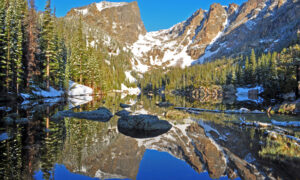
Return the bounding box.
[129,0,300,72]
[66,0,300,74]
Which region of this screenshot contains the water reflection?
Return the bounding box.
[118,127,171,139]
[0,93,299,180]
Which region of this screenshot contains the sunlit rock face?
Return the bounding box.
[66,1,146,44]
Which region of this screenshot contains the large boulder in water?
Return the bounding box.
[118,114,172,132]
[52,107,113,122]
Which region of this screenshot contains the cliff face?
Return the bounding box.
[66,1,146,44]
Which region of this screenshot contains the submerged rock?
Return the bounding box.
[52,107,113,122]
[155,102,174,107]
[115,110,131,117]
[120,103,131,108]
[118,114,172,132]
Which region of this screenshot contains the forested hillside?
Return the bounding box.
[0,0,135,98]
[140,42,300,98]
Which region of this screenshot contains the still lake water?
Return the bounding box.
[0,93,299,180]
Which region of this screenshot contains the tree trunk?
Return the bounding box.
[296,65,300,98]
[46,56,50,90]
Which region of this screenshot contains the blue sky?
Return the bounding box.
[36,0,247,32]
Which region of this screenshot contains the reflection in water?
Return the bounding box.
[118,127,171,139]
[0,94,299,180]
[137,149,231,180]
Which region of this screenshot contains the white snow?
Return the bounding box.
[75,8,88,15]
[32,86,64,98]
[131,25,195,72]
[271,120,300,128]
[125,71,137,83]
[131,58,149,73]
[120,84,140,95]
[236,86,264,103]
[96,1,128,12]
[193,16,229,64]
[68,81,93,96]
[69,96,93,109]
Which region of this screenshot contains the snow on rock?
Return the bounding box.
[271,120,300,128]
[236,86,264,103]
[68,81,93,96]
[131,26,194,72]
[96,1,128,12]
[75,8,88,15]
[32,86,64,98]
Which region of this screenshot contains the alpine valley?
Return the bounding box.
[1,0,300,180]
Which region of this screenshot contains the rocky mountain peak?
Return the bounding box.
[66,1,146,44]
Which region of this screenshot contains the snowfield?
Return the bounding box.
[96,1,128,12]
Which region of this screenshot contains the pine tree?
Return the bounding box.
[40,0,55,90]
[25,0,38,89]
[250,49,257,84]
[0,0,6,92]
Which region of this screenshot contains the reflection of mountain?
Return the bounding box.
[60,115,285,180]
[61,118,145,180]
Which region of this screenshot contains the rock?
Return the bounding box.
[120,103,131,108]
[155,102,174,107]
[117,114,172,132]
[115,110,131,117]
[66,1,146,44]
[52,107,113,122]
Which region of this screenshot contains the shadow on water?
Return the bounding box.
[0,93,299,180]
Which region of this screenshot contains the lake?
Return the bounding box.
[0,93,299,180]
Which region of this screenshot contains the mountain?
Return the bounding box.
[65,0,300,74]
[66,1,146,44]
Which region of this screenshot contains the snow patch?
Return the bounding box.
[68,81,93,96]
[125,71,137,83]
[32,86,64,98]
[96,1,128,12]
[121,84,140,95]
[75,8,88,15]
